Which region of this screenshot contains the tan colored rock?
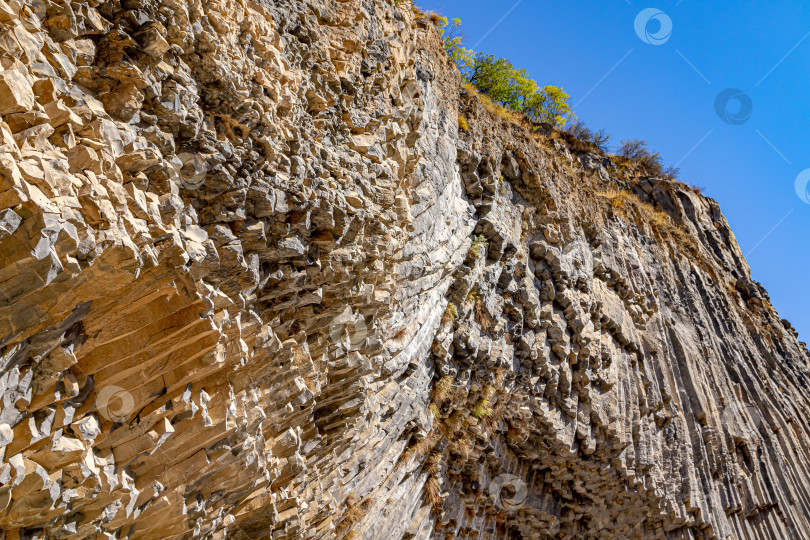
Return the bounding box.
[99,82,144,122]
[0,153,22,191]
[43,6,78,42]
[48,123,76,148]
[4,110,49,133]
[0,68,35,114]
[43,99,82,129]
[136,23,171,59]
[13,123,54,148]
[65,144,99,173]
[0,0,16,22]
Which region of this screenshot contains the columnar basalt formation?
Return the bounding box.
[0,0,809,538]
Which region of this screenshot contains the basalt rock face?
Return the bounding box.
[0,0,809,539]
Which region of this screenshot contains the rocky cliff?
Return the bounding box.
[1,0,809,538]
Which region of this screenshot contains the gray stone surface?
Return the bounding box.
[0,0,808,538]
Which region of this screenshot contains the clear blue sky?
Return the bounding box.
[420,0,810,342]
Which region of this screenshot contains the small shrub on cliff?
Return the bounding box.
[458,115,469,131]
[597,189,669,228]
[443,302,458,323]
[616,138,679,180]
[663,166,681,181]
[400,427,442,464]
[472,387,496,419]
[425,476,443,513]
[462,82,518,122]
[469,234,488,259]
[426,451,443,475]
[335,493,370,537]
[426,11,443,25]
[472,386,497,419]
[433,375,454,402]
[565,119,611,153]
[472,398,493,418]
[617,138,654,161]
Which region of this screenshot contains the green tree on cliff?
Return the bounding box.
[438,17,474,71]
[436,17,572,128]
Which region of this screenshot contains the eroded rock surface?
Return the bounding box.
[0,0,809,538]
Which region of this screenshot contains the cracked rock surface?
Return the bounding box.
[0,0,809,538]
